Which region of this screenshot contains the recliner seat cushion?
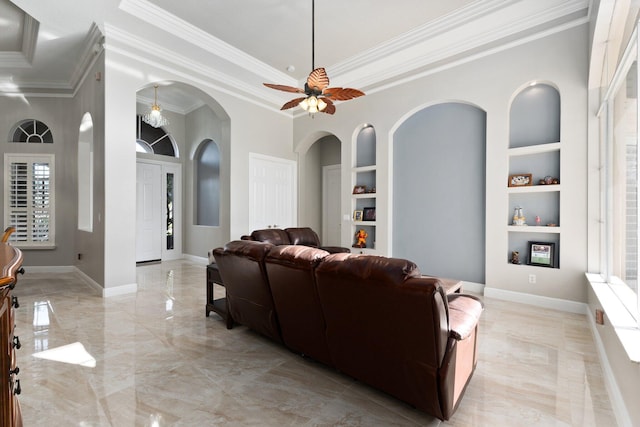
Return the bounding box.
[265,245,333,365]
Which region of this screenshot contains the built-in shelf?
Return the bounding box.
[508,142,560,156]
[508,225,561,233]
[507,83,561,269]
[507,184,561,194]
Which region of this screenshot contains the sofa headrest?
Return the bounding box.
[284,227,321,247]
[266,244,329,268]
[250,228,291,245]
[219,240,274,261]
[317,253,421,285]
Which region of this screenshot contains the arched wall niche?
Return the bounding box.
[78,112,94,232]
[391,101,487,283]
[509,82,561,148]
[194,138,221,227]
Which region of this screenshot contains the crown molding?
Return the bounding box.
[68,23,104,90]
[136,94,204,116]
[119,0,296,87]
[327,0,589,90]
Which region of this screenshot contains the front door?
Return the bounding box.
[136,162,162,262]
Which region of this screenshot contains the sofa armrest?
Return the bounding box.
[447,294,484,340]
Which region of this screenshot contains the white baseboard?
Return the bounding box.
[102,282,138,297]
[71,267,138,297]
[183,254,209,265]
[22,265,76,273]
[460,281,484,294]
[483,286,587,314]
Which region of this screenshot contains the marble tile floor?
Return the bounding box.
[11,259,615,426]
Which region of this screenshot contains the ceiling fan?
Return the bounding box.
[263,0,365,115]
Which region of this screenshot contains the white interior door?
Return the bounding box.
[249,153,297,231]
[322,164,341,245]
[136,162,162,262]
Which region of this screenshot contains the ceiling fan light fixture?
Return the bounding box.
[142,85,169,128]
[262,0,364,116]
[317,97,327,111]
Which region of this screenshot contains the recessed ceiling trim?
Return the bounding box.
[359,13,591,97]
[21,14,39,64]
[119,0,296,87]
[107,40,292,117]
[329,0,589,81]
[105,24,287,107]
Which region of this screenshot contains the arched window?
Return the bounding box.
[10,119,53,143]
[136,115,177,157]
[195,139,220,226]
[78,113,94,232]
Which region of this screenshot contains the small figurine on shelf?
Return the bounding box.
[512,206,526,226]
[535,215,541,226]
[511,251,520,264]
[353,229,368,248]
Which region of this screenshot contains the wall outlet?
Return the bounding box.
[528,274,536,284]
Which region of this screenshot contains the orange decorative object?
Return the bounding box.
[353,229,368,248]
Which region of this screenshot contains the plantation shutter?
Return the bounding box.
[4,154,55,247]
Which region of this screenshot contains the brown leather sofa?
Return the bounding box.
[244,227,350,254]
[212,240,282,343]
[212,240,483,421]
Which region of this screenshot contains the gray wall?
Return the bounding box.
[0,56,106,272]
[393,102,486,283]
[302,135,341,235]
[184,102,231,257]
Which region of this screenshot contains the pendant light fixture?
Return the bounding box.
[142,84,169,128]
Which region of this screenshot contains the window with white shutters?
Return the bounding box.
[4,154,55,247]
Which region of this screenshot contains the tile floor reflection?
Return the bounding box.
[12,260,615,426]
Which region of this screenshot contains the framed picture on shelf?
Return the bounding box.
[353,210,363,221]
[363,207,376,221]
[353,185,367,194]
[508,173,533,187]
[528,241,555,268]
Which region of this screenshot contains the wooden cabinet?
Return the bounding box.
[0,242,24,427]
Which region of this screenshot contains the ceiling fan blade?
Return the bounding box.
[307,68,330,92]
[281,97,307,110]
[321,98,336,115]
[264,83,304,93]
[323,87,365,101]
